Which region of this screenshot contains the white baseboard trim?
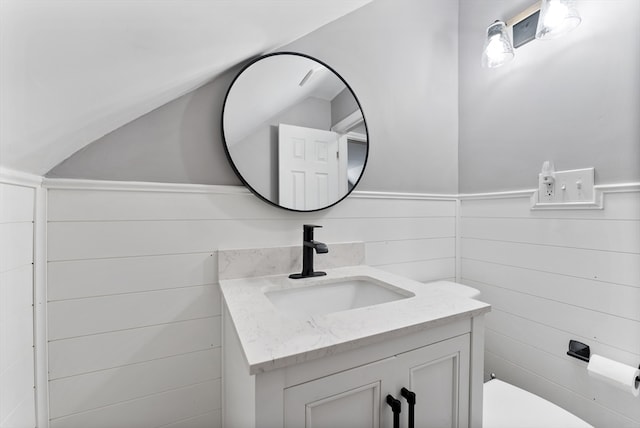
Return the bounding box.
[43,178,250,194]
[458,189,537,200]
[42,178,640,202]
[530,183,640,211]
[0,167,43,187]
[595,182,640,193]
[43,178,459,201]
[459,183,640,206]
[351,190,458,200]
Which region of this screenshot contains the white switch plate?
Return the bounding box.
[531,167,603,210]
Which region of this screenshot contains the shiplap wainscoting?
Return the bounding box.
[0,179,37,428]
[45,182,457,428]
[460,189,640,428]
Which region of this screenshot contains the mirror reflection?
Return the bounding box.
[222,52,368,211]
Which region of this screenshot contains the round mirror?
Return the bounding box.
[221,52,368,212]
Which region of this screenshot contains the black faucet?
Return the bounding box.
[289,224,329,279]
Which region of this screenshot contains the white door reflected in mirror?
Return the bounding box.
[278,124,347,210]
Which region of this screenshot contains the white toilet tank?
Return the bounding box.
[483,379,593,428]
[422,280,481,300]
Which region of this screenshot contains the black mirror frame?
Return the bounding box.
[220,51,369,213]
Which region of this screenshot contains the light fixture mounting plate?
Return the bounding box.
[513,10,540,48]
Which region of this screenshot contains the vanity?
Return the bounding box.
[219,245,491,428]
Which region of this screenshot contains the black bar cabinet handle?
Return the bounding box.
[385,394,401,428]
[400,387,416,428]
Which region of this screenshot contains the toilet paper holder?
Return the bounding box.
[566,339,591,362]
[567,339,640,388]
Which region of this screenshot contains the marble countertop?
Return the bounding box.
[220,265,491,375]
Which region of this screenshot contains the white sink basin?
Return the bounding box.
[265,277,414,320]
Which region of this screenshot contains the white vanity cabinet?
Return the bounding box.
[224,310,482,428]
[219,264,490,428]
[283,334,470,428]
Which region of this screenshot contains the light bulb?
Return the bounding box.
[481,21,514,68]
[486,35,504,58]
[536,0,581,40]
[543,1,569,28]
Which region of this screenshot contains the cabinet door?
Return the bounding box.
[283,334,470,428]
[284,357,395,428]
[393,334,471,428]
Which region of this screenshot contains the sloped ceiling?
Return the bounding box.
[0,0,372,175]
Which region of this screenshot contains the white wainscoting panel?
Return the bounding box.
[158,409,221,428]
[48,284,220,340]
[47,217,454,261]
[48,380,221,428]
[0,182,36,428]
[460,189,640,428]
[48,317,220,380]
[49,349,221,419]
[46,184,457,427]
[47,252,216,301]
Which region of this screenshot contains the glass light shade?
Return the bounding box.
[535,0,581,40]
[481,21,515,68]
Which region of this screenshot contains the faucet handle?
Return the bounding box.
[302,224,322,241]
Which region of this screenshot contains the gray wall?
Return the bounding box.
[286,0,459,193]
[458,0,640,193]
[47,0,460,194]
[47,65,245,185]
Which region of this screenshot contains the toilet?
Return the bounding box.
[483,378,593,428]
[422,280,594,428]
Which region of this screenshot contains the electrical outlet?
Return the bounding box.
[537,167,595,204]
[538,174,555,202]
